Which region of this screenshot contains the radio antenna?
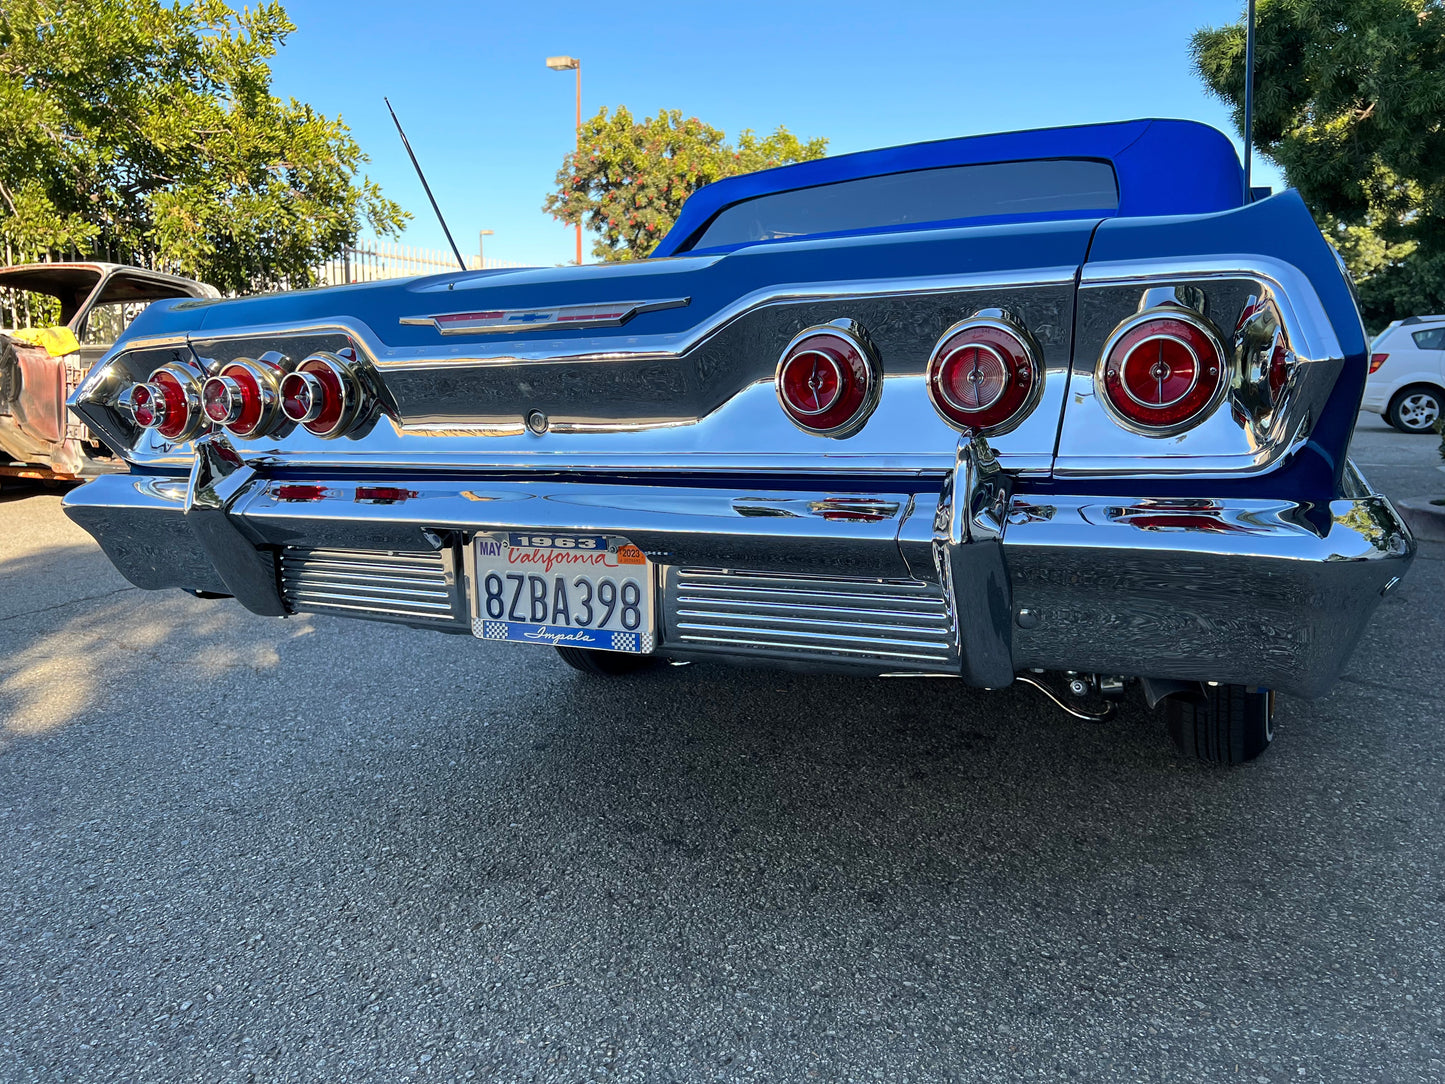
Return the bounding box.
[1242,0,1257,200]
[384,97,468,272]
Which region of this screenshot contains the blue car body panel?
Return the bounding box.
[654,118,1246,257]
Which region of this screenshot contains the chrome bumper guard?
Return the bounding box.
[63,442,1416,698]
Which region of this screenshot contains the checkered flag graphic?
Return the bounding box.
[640,633,654,653]
[610,631,638,653]
[475,620,507,640]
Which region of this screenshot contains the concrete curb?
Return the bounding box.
[1398,497,1445,543]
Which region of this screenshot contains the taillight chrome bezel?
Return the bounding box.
[925,310,1043,436]
[1096,306,1228,437]
[279,351,363,438]
[127,362,207,443]
[774,321,881,438]
[202,359,283,438]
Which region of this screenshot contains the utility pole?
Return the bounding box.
[545,55,583,265]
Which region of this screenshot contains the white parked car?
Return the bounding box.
[1362,315,1445,432]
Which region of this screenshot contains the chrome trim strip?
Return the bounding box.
[133,267,1076,372]
[1079,255,1342,363]
[398,297,690,335]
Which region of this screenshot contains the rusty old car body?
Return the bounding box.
[0,262,217,478]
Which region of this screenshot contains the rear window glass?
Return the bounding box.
[688,159,1118,250]
[1411,327,1445,350]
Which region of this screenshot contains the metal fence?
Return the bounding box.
[315,242,531,285]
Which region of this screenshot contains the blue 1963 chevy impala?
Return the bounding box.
[64,119,1415,764]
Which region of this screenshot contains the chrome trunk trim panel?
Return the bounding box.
[1058,256,1348,477]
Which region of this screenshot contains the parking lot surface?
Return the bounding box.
[0,414,1441,1083]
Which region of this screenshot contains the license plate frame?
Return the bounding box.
[465,532,656,654]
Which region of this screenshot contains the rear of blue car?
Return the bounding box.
[63,119,1414,764]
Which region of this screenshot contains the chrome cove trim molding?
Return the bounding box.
[1059,256,1348,477]
[111,267,1077,372]
[398,297,691,335]
[1080,256,1343,362]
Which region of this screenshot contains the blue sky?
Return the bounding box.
[268,0,1274,266]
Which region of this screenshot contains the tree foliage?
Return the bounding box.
[543,107,827,261]
[1192,0,1445,328]
[0,0,408,293]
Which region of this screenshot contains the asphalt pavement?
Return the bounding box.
[0,413,1441,1083]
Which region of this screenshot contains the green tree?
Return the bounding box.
[1192,1,1445,329]
[0,0,408,293]
[543,106,827,261]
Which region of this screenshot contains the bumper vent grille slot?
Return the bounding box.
[666,569,957,668]
[279,547,459,626]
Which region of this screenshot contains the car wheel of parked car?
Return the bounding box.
[1386,385,1444,433]
[1166,685,1275,765]
[555,646,660,676]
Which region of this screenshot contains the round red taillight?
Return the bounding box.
[202,361,277,437]
[279,353,356,437]
[775,325,879,437]
[130,383,158,428]
[133,364,206,441]
[926,317,1041,434]
[1098,311,1225,433]
[150,369,193,441]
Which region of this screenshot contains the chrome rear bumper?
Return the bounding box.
[64,449,1415,698]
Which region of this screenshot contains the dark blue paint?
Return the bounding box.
[653,118,1245,258]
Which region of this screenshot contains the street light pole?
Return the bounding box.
[545,55,583,266]
[478,229,493,269]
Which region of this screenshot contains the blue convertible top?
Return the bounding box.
[652,118,1245,257]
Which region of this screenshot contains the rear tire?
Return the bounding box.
[1166,685,1275,765]
[1386,385,1443,433]
[555,646,658,676]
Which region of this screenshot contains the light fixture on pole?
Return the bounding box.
[478,229,493,269]
[545,55,583,266]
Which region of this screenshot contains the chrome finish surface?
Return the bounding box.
[398,297,690,335]
[74,274,1074,477]
[1059,258,1346,476]
[281,351,367,438]
[63,456,1414,695]
[60,472,228,595]
[384,268,1078,370]
[932,436,1015,687]
[662,568,957,670]
[279,547,463,627]
[238,476,918,578]
[1003,493,1415,697]
[183,439,286,616]
[145,360,209,443]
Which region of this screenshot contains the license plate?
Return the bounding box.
[467,533,655,653]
